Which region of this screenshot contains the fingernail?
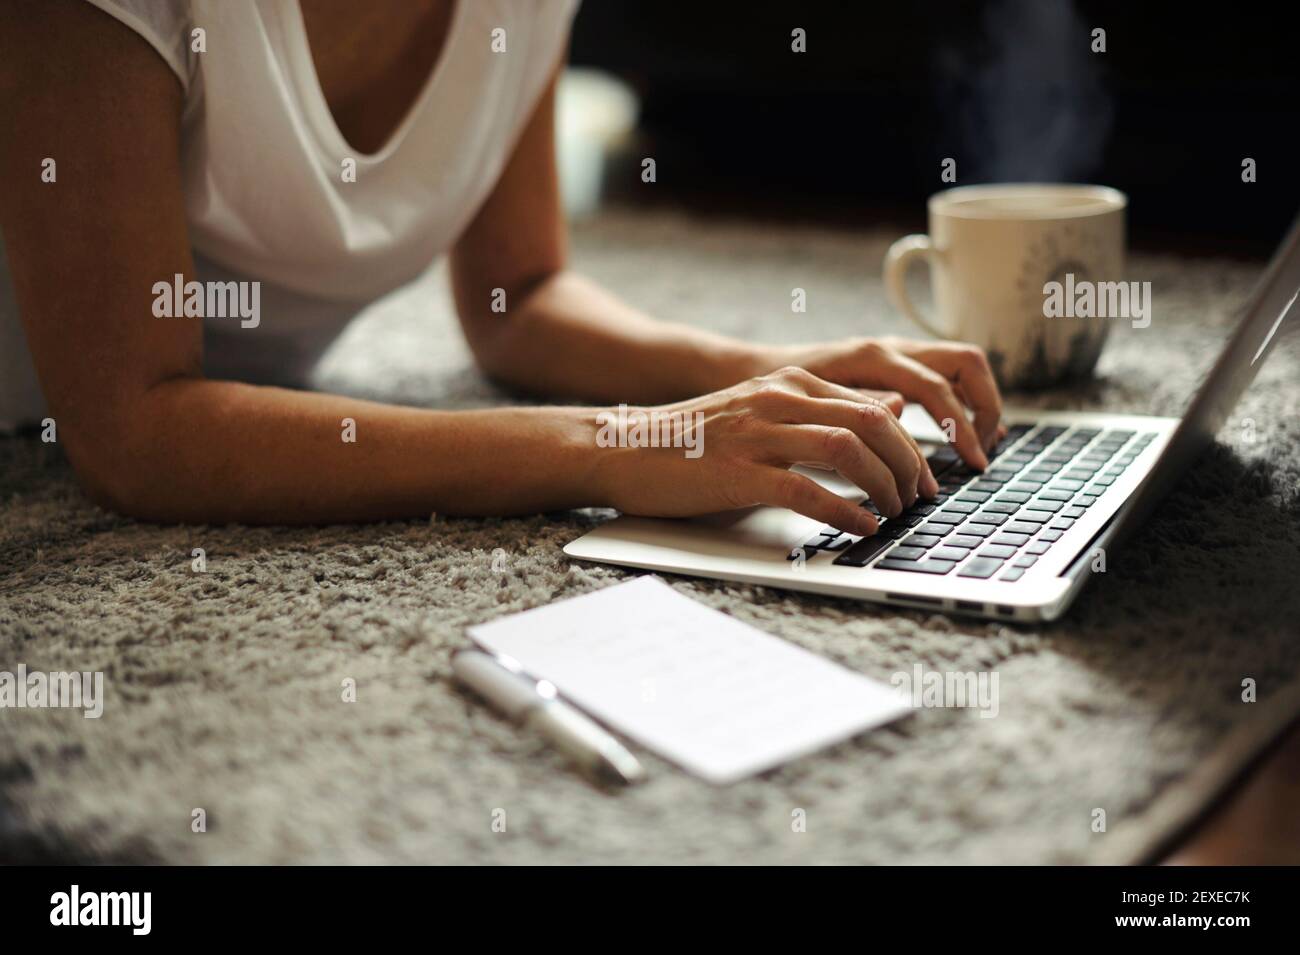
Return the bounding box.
[921,470,939,497]
[858,512,879,536]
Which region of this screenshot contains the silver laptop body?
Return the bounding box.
[566,216,1300,621]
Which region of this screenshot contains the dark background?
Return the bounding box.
[571,0,1299,255]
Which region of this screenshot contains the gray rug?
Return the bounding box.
[2,209,1299,864]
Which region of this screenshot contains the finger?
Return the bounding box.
[765,394,925,506]
[757,424,905,518]
[912,344,1003,452]
[862,354,990,469]
[749,467,880,537]
[782,378,936,498]
[860,389,904,415]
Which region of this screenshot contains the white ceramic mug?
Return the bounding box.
[884,183,1127,389]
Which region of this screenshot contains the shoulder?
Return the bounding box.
[0,0,183,169]
[81,0,197,91]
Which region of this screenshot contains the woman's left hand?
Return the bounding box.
[755,336,1005,470]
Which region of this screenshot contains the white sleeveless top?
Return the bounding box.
[0,0,578,428]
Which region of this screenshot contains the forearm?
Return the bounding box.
[462,270,778,403]
[81,377,608,524]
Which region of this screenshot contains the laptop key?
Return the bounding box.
[876,558,956,575]
[979,544,1017,559]
[1025,541,1051,555]
[1037,529,1064,542]
[888,545,927,561]
[967,512,1008,526]
[999,567,1027,582]
[1015,510,1053,524]
[945,535,984,549]
[969,480,1004,493]
[1009,482,1044,493]
[957,521,995,538]
[1074,495,1098,507]
[982,501,1020,514]
[815,535,851,551]
[906,533,944,549]
[916,522,954,538]
[1053,479,1085,491]
[1003,521,1041,535]
[991,533,1031,547]
[958,556,1004,578]
[930,546,970,562]
[833,534,894,567]
[996,491,1032,504]
[1013,555,1038,568]
[925,447,960,475]
[1027,498,1063,512]
[1061,506,1086,518]
[929,510,967,525]
[957,491,991,503]
[1037,488,1073,501]
[1049,518,1076,531]
[943,499,979,514]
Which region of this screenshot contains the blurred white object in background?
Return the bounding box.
[557,68,639,219]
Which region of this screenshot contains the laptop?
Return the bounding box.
[565,214,1300,621]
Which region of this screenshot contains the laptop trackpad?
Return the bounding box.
[689,466,864,548]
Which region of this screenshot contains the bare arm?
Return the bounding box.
[0,1,978,530]
[0,0,602,524]
[450,69,765,405]
[451,68,1003,464]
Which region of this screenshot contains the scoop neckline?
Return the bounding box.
[283,0,465,165]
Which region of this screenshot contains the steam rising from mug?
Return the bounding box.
[934,0,1114,183]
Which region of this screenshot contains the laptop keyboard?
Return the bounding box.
[787,423,1157,582]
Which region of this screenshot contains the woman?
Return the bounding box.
[0,0,1002,534]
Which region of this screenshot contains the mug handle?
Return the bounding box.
[884,234,950,340]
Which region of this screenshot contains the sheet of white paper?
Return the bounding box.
[468,576,911,784]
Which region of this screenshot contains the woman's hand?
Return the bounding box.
[758,336,1005,470]
[593,366,941,536]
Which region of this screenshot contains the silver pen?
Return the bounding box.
[452,649,645,785]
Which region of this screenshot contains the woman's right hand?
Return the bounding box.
[592,366,943,537]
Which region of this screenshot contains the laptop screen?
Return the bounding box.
[1108,211,1300,541]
